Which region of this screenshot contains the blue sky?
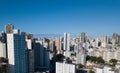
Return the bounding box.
[0,0,120,36]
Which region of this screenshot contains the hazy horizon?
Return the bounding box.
[0,0,120,36]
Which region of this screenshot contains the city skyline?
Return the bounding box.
[0,24,120,73]
[0,0,120,36]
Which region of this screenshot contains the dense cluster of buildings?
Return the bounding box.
[0,24,120,73]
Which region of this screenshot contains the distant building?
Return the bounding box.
[112,33,119,46]
[115,49,120,61]
[26,39,32,50]
[63,32,70,51]
[81,32,86,42]
[0,42,6,58]
[118,35,120,45]
[63,32,70,57]
[77,53,86,65]
[26,34,33,50]
[1,32,7,43]
[49,39,55,52]
[55,37,62,51]
[102,50,115,62]
[5,24,14,33]
[87,48,94,56]
[76,48,86,65]
[93,49,102,57]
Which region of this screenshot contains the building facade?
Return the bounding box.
[56,62,75,73]
[7,30,27,73]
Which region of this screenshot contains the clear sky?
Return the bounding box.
[0,0,120,36]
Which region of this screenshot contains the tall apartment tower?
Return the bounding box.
[0,32,7,58]
[26,34,34,73]
[33,39,50,72]
[5,24,14,33]
[63,33,70,57]
[81,32,86,42]
[119,35,120,45]
[0,41,6,58]
[55,37,62,51]
[6,28,27,73]
[1,32,7,43]
[63,32,70,51]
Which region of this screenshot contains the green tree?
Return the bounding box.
[86,55,90,61]
[86,56,105,64]
[90,56,96,62]
[78,64,84,69]
[109,59,117,67]
[71,52,76,56]
[108,41,112,44]
[97,57,105,63]
[89,70,95,73]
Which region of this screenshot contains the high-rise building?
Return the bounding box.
[81,32,86,42]
[7,29,27,73]
[5,24,14,33]
[1,32,7,43]
[33,39,44,71]
[63,32,70,57]
[26,34,34,73]
[0,41,6,58]
[112,33,119,46]
[63,32,70,51]
[118,35,120,45]
[26,34,33,50]
[33,39,50,72]
[27,49,34,73]
[76,48,86,65]
[55,37,62,51]
[49,39,55,52]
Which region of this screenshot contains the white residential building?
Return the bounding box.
[96,67,103,73]
[115,49,120,61]
[56,62,75,73]
[0,42,6,58]
[96,66,117,73]
[63,32,70,57]
[7,29,27,73]
[64,32,70,51]
[104,66,115,73]
[103,50,115,62]
[26,39,32,50]
[76,52,86,65]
